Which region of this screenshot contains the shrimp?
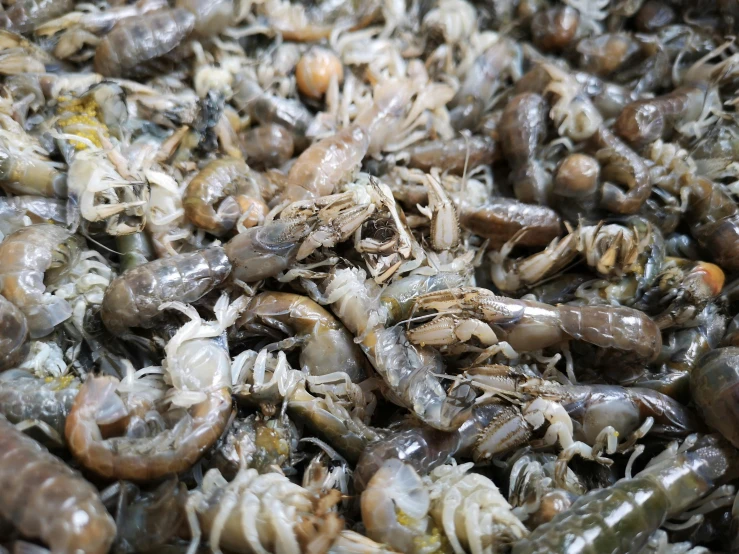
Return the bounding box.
[460,199,563,248]
[186,467,344,554]
[236,291,367,382]
[615,84,717,147]
[183,158,267,236]
[0,195,67,239]
[100,247,231,334]
[531,6,580,52]
[410,287,662,361]
[3,0,74,33]
[499,92,551,205]
[0,369,79,439]
[0,224,79,338]
[691,347,739,448]
[0,135,67,198]
[281,124,369,202]
[0,295,28,371]
[93,8,195,78]
[175,0,232,38]
[402,135,497,175]
[511,435,739,554]
[240,124,295,170]
[296,266,475,430]
[0,415,116,554]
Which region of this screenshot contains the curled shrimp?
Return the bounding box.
[183,158,267,236]
[0,224,80,338]
[236,291,367,382]
[0,415,116,553]
[101,246,231,333]
[0,295,28,371]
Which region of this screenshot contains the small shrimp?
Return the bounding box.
[65,375,232,481]
[553,153,600,198]
[3,0,74,33]
[281,124,369,202]
[0,295,28,371]
[0,369,79,439]
[183,158,267,236]
[410,287,662,361]
[0,196,67,239]
[0,224,79,338]
[531,6,580,52]
[615,84,716,147]
[93,8,195,78]
[0,136,67,198]
[499,92,551,204]
[460,199,563,248]
[296,46,344,100]
[240,124,295,170]
[236,291,367,382]
[187,467,344,554]
[175,0,232,38]
[100,247,231,333]
[0,415,116,553]
[691,348,739,448]
[512,435,739,554]
[402,135,497,175]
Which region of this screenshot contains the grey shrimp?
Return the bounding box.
[100,247,231,334]
[0,415,116,553]
[512,435,739,554]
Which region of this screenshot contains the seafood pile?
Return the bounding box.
[7,0,739,552]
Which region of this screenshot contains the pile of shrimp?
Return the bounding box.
[7,0,739,552]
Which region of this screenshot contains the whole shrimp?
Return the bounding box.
[691,347,739,449]
[0,415,116,553]
[93,8,195,78]
[183,158,267,236]
[67,294,244,481]
[236,291,367,382]
[0,224,80,338]
[410,287,662,361]
[512,434,739,554]
[499,92,551,205]
[100,246,231,334]
[0,295,28,371]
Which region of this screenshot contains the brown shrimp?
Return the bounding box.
[93,8,195,78]
[240,124,295,170]
[100,247,231,334]
[237,291,367,382]
[280,124,369,203]
[65,375,232,481]
[183,158,268,236]
[0,138,67,198]
[591,127,652,214]
[531,6,580,52]
[403,135,497,175]
[0,295,28,371]
[0,415,116,553]
[460,198,563,248]
[614,84,710,147]
[499,92,551,204]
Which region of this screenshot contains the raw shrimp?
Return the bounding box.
[183,158,267,236]
[100,247,231,333]
[512,435,739,554]
[0,415,116,553]
[0,295,28,371]
[237,291,367,382]
[0,224,79,338]
[93,8,195,78]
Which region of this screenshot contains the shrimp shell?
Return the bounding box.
[0,415,116,553]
